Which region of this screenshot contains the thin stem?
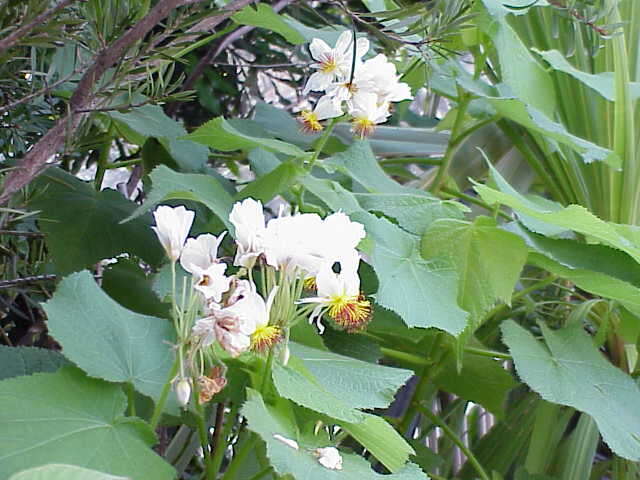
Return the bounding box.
[149,355,180,429]
[94,135,112,190]
[464,346,512,360]
[429,91,471,193]
[194,400,213,478]
[126,383,137,416]
[440,186,511,219]
[417,405,491,480]
[210,402,240,477]
[307,118,339,171]
[104,158,141,169]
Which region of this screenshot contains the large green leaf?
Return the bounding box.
[273,343,412,423]
[475,167,640,262]
[126,165,234,230]
[353,211,468,334]
[242,389,426,479]
[0,346,69,381]
[355,193,466,236]
[235,161,305,203]
[422,217,527,327]
[0,367,174,479]
[44,271,177,411]
[502,320,640,461]
[31,168,163,274]
[185,117,306,158]
[9,465,127,480]
[232,3,305,44]
[108,103,209,172]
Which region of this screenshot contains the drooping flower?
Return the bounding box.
[348,92,390,139]
[191,262,231,303]
[314,447,343,470]
[152,205,195,262]
[229,198,266,268]
[300,250,371,333]
[298,95,343,134]
[303,31,369,94]
[180,233,226,273]
[197,366,227,404]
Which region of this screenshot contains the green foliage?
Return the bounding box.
[232,3,305,44]
[43,271,177,412]
[9,465,128,480]
[0,367,174,479]
[0,346,69,381]
[502,320,640,461]
[31,168,163,274]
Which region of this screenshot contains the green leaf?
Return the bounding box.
[9,464,128,480]
[509,222,640,287]
[355,192,466,235]
[31,168,163,274]
[102,258,170,318]
[533,49,640,102]
[502,320,640,461]
[433,352,517,417]
[236,161,305,203]
[273,343,412,423]
[0,346,69,381]
[252,103,318,148]
[342,414,415,473]
[242,389,426,479]
[185,117,306,157]
[422,217,527,328]
[476,166,640,262]
[108,103,208,171]
[0,367,174,479]
[44,271,177,411]
[353,211,468,334]
[125,165,234,229]
[232,3,305,44]
[478,0,555,116]
[528,252,640,316]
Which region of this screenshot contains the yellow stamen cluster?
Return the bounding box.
[327,293,372,332]
[352,117,375,139]
[303,276,317,291]
[251,325,282,352]
[320,56,338,74]
[298,110,323,134]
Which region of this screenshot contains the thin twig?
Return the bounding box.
[0,70,82,114]
[0,0,79,55]
[0,230,45,238]
[211,61,310,69]
[0,274,57,289]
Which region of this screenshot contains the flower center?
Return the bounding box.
[352,117,375,139]
[320,55,338,74]
[327,293,372,332]
[303,276,317,291]
[298,110,323,133]
[251,325,282,351]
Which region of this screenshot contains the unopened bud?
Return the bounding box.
[175,378,192,408]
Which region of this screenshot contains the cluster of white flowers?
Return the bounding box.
[299,31,412,138]
[151,199,371,405]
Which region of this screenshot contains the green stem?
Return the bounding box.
[307,118,339,171]
[464,346,511,360]
[210,402,240,477]
[94,135,112,190]
[221,432,258,480]
[440,186,511,219]
[428,91,471,193]
[259,347,275,395]
[194,400,213,479]
[125,383,136,416]
[149,355,179,430]
[104,158,141,169]
[247,466,273,480]
[417,405,491,480]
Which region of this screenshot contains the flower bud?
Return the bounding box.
[175,378,192,408]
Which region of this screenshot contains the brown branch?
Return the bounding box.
[0,0,198,205]
[0,0,79,55]
[166,0,292,117]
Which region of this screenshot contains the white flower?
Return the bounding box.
[263,213,327,275]
[314,447,343,470]
[298,95,344,134]
[230,198,266,268]
[303,31,369,94]
[152,205,195,262]
[175,377,192,408]
[300,250,371,333]
[348,92,390,138]
[191,262,231,303]
[320,212,366,261]
[273,434,299,450]
[357,54,412,104]
[180,233,226,273]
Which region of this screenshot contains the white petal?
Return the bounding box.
[273,434,299,450]
[355,37,370,59]
[180,232,226,273]
[152,205,195,262]
[314,95,343,120]
[335,31,352,54]
[309,38,331,61]
[304,71,334,94]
